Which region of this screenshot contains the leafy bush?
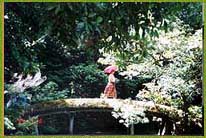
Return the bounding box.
[15,116,38,135]
[68,63,107,98]
[31,81,69,103]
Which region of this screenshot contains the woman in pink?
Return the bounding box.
[103,65,118,98]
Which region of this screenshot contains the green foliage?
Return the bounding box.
[39,126,59,134]
[178,3,202,33]
[4,107,38,135]
[30,81,69,103]
[4,3,202,82]
[4,3,46,80]
[188,106,202,120]
[28,63,107,101]
[16,116,38,135]
[68,63,107,98]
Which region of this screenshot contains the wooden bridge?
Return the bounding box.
[25,98,185,135]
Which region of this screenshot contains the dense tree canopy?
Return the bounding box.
[5,3,202,77]
[4,2,202,135]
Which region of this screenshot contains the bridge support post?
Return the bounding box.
[35,124,39,135]
[130,124,134,135]
[69,113,75,134]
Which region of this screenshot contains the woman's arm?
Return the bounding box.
[109,74,115,83]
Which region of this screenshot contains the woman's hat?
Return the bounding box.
[104,65,118,74]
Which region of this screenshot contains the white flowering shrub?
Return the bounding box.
[5,70,47,108]
[4,117,16,130]
[137,27,202,109]
[110,99,149,127]
[134,24,203,134]
[5,70,47,94]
